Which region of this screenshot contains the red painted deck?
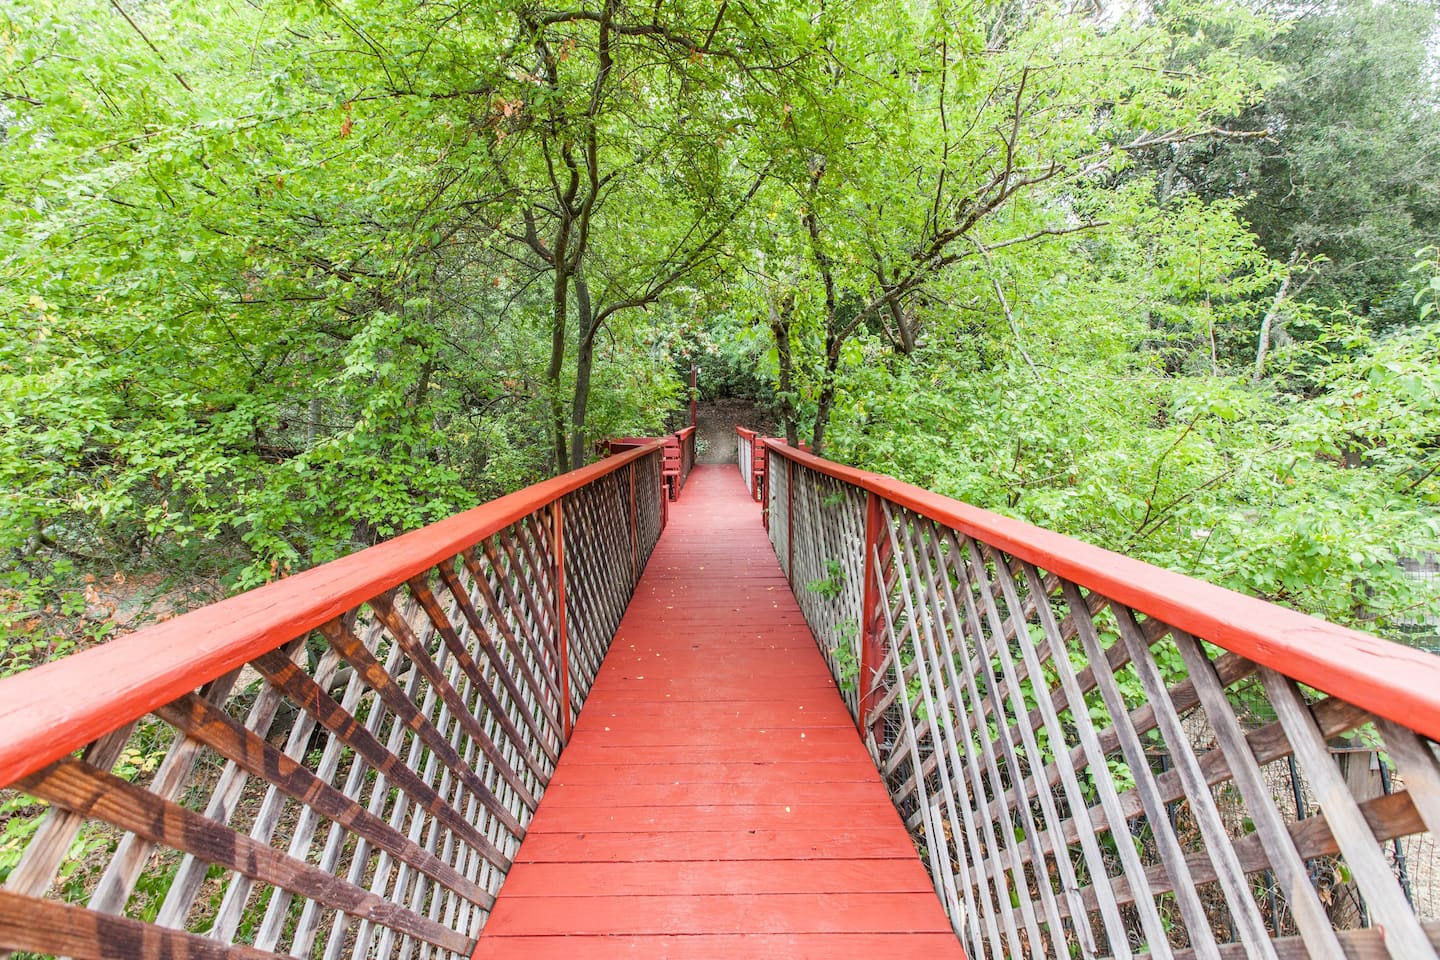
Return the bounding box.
[472,464,965,959]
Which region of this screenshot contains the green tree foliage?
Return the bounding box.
[1153,0,1440,331]
[1,0,1436,672]
[0,0,681,666]
[727,0,1275,451]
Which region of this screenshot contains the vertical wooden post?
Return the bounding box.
[760,445,769,531]
[786,457,795,583]
[551,500,573,743]
[628,463,639,583]
[857,491,888,741]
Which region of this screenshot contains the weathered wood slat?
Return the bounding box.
[1,721,136,897]
[1038,789,1425,923]
[1013,562,1137,956]
[904,531,1007,956]
[0,890,288,960]
[250,646,511,870]
[368,592,539,811]
[1259,669,1435,959]
[875,540,980,946]
[909,534,1037,958]
[484,536,556,679]
[1172,631,1343,958]
[943,529,1063,956]
[16,758,472,953]
[438,556,563,739]
[351,627,465,960]
[152,691,494,910]
[1066,579,1219,957]
[409,573,557,771]
[85,672,242,917]
[961,537,1087,957]
[1109,604,1275,958]
[319,615,530,833]
[1376,717,1440,838]
[312,625,443,960]
[213,631,368,945]
[465,545,560,704]
[875,521,1024,958]
[154,637,324,931]
[1159,919,1440,960]
[973,689,1372,886]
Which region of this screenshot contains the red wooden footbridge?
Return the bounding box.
[2,428,1439,959]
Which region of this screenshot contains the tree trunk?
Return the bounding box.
[768,293,798,445]
[811,350,840,457]
[1255,244,1302,382]
[305,398,321,447]
[546,257,572,474]
[886,294,916,355]
[568,269,597,470]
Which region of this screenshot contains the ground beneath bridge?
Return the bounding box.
[693,399,775,464]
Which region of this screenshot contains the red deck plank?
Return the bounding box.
[531,780,891,808]
[484,893,954,935]
[472,464,965,958]
[544,760,883,786]
[571,699,854,728]
[556,740,874,764]
[472,933,965,959]
[526,802,907,833]
[495,859,937,897]
[513,828,918,863]
[564,726,863,747]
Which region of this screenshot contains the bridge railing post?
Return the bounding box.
[786,456,795,582]
[857,490,888,743]
[551,499,572,743]
[628,462,639,581]
[750,438,1440,959]
[0,440,668,957]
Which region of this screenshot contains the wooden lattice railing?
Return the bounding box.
[609,427,696,500]
[676,425,696,489]
[735,426,772,502]
[0,443,666,959]
[736,426,755,498]
[758,437,1440,960]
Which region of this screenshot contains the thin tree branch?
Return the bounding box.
[969,236,1041,381]
[107,0,193,92]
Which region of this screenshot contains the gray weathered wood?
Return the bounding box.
[0,890,288,960]
[17,758,471,953]
[250,646,509,870]
[1172,631,1344,958]
[1259,669,1436,959]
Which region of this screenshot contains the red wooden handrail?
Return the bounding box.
[0,442,664,787]
[761,438,1440,743]
[675,426,697,488]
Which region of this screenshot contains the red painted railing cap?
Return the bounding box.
[0,442,664,787]
[761,439,1440,743]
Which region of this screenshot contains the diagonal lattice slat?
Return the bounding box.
[760,437,1440,960]
[0,445,667,960]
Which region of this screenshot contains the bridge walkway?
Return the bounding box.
[472,464,964,958]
